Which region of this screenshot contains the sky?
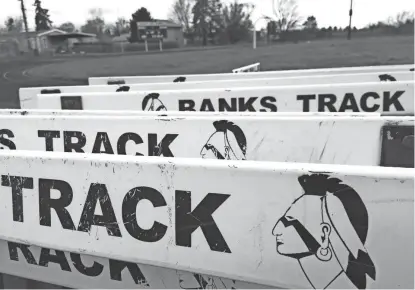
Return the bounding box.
[0,0,414,31]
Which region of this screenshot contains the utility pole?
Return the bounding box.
[202,0,207,46]
[19,0,30,34]
[347,0,353,40]
[18,0,32,50]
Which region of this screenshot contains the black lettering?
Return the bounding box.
[92,132,115,154]
[122,187,167,242]
[117,133,144,156]
[39,179,76,230]
[77,183,122,237]
[383,91,405,112]
[8,242,37,265]
[0,129,16,150]
[70,253,104,277]
[38,130,60,151]
[39,248,71,271]
[260,96,277,112]
[339,93,359,112]
[360,92,380,112]
[238,97,257,111]
[200,99,215,111]
[148,134,178,157]
[1,175,33,222]
[297,95,316,112]
[109,259,148,285]
[175,191,231,253]
[64,131,86,153]
[179,100,195,111]
[318,94,337,112]
[218,98,237,112]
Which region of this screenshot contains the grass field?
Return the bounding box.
[29,35,414,80]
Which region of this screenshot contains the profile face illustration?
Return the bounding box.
[142,93,167,111]
[272,174,376,289]
[200,120,247,160]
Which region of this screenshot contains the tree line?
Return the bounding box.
[1,0,413,45]
[2,0,52,33]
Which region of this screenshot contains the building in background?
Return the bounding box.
[0,28,97,56]
[0,31,38,56]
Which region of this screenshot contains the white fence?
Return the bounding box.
[232,62,261,73]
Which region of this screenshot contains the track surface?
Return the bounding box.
[0,46,231,109]
[0,57,86,109]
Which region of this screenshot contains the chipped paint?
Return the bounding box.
[0,115,413,167]
[32,80,415,115]
[0,151,413,289]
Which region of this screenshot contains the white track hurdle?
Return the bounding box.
[19,71,414,109]
[34,81,414,115]
[0,150,413,289]
[0,239,269,289]
[0,109,381,117]
[88,64,414,85]
[232,62,261,73]
[0,115,412,167]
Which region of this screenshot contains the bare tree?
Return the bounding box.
[272,0,301,32]
[81,8,106,36]
[169,0,193,34]
[222,1,253,43]
[58,22,75,32]
[89,8,105,21]
[115,17,130,35]
[395,11,414,26]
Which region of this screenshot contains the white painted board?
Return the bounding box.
[0,240,269,289]
[0,150,413,289]
[0,115,411,166]
[88,64,414,85]
[0,109,381,117]
[19,71,414,109]
[34,81,414,115]
[232,62,260,73]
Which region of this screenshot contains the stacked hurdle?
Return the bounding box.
[0,63,413,289]
[232,62,261,73]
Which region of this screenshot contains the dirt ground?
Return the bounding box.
[28,35,414,80]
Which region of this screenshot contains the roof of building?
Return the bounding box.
[37,28,67,37]
[0,29,96,39]
[47,31,97,39]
